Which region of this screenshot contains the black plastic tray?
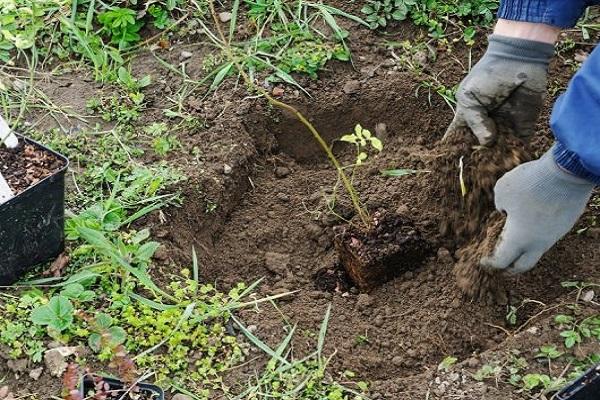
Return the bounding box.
[556,363,600,400]
[0,135,68,285]
[80,375,164,399]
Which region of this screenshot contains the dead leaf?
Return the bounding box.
[44,252,70,277]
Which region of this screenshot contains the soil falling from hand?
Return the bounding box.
[431,129,532,300]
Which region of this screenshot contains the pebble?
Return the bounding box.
[342,80,361,95]
[373,315,384,327]
[437,247,453,264]
[406,348,417,358]
[392,356,403,367]
[223,164,233,175]
[356,293,374,310]
[274,166,291,178]
[180,51,193,60]
[29,367,43,380]
[172,395,193,400]
[246,325,258,333]
[276,192,289,202]
[582,289,595,302]
[218,12,232,22]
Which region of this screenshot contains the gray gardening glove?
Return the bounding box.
[481,148,594,274]
[445,35,554,145]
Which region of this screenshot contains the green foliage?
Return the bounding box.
[535,345,563,360]
[31,295,74,333]
[362,0,499,44]
[438,356,458,372]
[278,40,350,79]
[361,0,416,29]
[340,124,383,166]
[0,291,46,362]
[98,7,143,49]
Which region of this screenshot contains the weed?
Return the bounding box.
[362,0,416,29]
[98,7,143,50]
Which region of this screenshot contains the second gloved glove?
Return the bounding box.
[481,147,594,274]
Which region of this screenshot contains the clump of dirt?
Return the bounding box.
[0,142,65,194]
[334,211,431,290]
[434,129,531,244]
[454,211,508,304]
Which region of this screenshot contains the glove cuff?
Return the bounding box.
[540,146,596,188]
[487,35,555,65]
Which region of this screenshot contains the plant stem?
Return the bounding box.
[205,0,371,229]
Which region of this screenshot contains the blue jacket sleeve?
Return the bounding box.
[498,0,600,28]
[552,46,600,185]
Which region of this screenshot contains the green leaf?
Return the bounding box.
[31,296,74,332]
[381,168,420,177]
[210,62,233,91]
[339,134,357,144]
[136,242,160,261]
[95,313,113,329]
[370,136,383,151]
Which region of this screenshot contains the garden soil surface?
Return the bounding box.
[2,3,600,399]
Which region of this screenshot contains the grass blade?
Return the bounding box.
[229,0,240,43]
[192,246,199,283]
[232,315,291,366]
[210,62,233,92]
[317,304,331,362]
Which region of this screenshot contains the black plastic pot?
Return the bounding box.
[556,363,600,400]
[0,136,68,285]
[80,375,164,399]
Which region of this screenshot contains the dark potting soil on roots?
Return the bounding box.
[0,143,65,195]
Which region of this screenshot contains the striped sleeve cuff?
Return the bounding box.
[554,141,600,186]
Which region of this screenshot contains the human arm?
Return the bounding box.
[444,0,600,144]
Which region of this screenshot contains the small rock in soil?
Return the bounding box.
[0,387,8,398]
[6,359,27,373]
[276,192,289,202]
[223,164,233,175]
[582,289,595,302]
[218,12,232,22]
[437,247,453,264]
[356,293,374,310]
[274,166,291,178]
[29,367,43,380]
[373,315,384,327]
[264,252,290,275]
[392,356,403,367]
[272,87,285,97]
[172,395,193,400]
[44,346,81,377]
[180,51,193,60]
[342,80,361,95]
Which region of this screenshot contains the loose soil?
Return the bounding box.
[0,142,65,195]
[2,5,600,400]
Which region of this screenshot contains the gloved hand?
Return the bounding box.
[481,148,594,274]
[445,35,554,145]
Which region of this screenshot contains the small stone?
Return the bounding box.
[0,387,8,398]
[172,395,193,400]
[574,51,589,63]
[247,325,258,333]
[272,87,285,97]
[152,245,169,262]
[437,247,453,264]
[373,315,384,327]
[342,80,361,95]
[406,348,417,358]
[218,12,232,22]
[44,346,81,377]
[466,357,480,368]
[274,167,291,178]
[582,290,595,302]
[180,50,193,60]
[264,252,290,275]
[356,293,374,310]
[375,122,387,138]
[276,192,289,202]
[6,359,27,373]
[29,367,43,380]
[450,298,461,309]
[392,356,403,366]
[223,164,233,175]
[526,326,539,335]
